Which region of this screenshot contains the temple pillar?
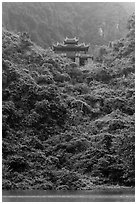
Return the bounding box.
[75,57,79,65]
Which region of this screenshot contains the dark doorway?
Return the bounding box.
[71,58,75,62]
[79,58,86,66]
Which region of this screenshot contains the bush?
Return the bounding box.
[8,156,29,172]
[2,19,135,190]
[73,83,90,94]
[37,75,54,84]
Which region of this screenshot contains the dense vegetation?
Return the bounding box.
[2,14,135,190]
[2,2,134,49]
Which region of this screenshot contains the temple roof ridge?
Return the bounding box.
[64,36,79,42]
[53,37,90,52]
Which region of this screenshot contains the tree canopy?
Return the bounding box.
[2,14,135,190]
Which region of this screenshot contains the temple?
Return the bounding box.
[52,37,91,66]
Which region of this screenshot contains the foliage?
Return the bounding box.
[2,2,134,48]
[2,14,135,190]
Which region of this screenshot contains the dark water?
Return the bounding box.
[3,189,135,202]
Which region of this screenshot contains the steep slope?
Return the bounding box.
[2,14,135,190]
[2,2,134,49]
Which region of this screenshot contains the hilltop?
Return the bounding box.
[2,2,134,49]
[2,14,135,190]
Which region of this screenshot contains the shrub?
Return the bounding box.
[8,156,29,173]
[37,75,54,84]
[73,83,90,94]
[66,67,83,83]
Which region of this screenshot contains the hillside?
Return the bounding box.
[2,14,135,190]
[2,2,134,49]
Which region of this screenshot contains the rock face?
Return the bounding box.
[2,2,134,48]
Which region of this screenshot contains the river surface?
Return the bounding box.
[3,189,135,202]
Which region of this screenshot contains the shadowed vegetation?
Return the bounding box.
[2,14,135,190]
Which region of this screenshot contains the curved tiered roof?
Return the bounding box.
[53,37,90,52]
[64,37,79,44]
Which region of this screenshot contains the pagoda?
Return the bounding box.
[52,37,91,66]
